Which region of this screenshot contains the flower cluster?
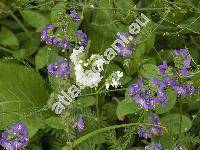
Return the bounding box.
[129,49,195,110]
[138,113,162,139]
[48,58,71,79]
[76,30,87,47]
[115,32,136,57]
[173,49,191,76]
[145,142,164,150]
[41,24,71,51]
[41,10,87,50]
[0,121,28,150]
[70,47,103,88]
[159,52,195,97]
[105,71,123,89]
[129,78,168,110]
[70,10,80,22]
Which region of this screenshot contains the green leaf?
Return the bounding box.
[77,96,96,107]
[46,117,65,129]
[140,64,160,78]
[116,89,140,116]
[50,2,65,22]
[145,34,155,53]
[0,62,49,137]
[35,46,49,69]
[161,114,192,135]
[0,27,19,48]
[155,88,177,114]
[21,10,48,32]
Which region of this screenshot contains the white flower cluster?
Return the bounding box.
[105,71,123,90]
[70,46,105,88]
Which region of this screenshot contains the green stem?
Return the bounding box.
[8,11,32,40]
[72,122,166,147]
[95,91,100,150]
[179,97,183,136]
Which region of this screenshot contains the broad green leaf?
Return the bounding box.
[161,114,192,135]
[140,64,160,78]
[116,89,140,116]
[46,117,65,129]
[77,96,96,107]
[13,32,41,58]
[35,46,50,69]
[0,27,19,48]
[0,62,49,137]
[51,2,66,22]
[21,10,48,32]
[155,88,177,114]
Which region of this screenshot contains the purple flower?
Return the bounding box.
[116,32,135,57]
[145,142,164,150]
[150,113,162,136]
[0,121,28,150]
[41,24,55,43]
[48,59,71,79]
[138,128,152,139]
[173,49,188,57]
[76,30,87,46]
[76,115,84,133]
[70,10,80,22]
[41,24,71,50]
[187,86,195,95]
[138,113,162,139]
[163,77,177,86]
[173,84,188,96]
[129,78,167,110]
[158,61,168,75]
[173,49,191,76]
[150,113,160,125]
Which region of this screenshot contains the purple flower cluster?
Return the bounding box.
[145,142,164,150]
[129,78,167,110]
[76,115,84,133]
[70,10,80,22]
[76,30,87,46]
[41,24,71,51]
[116,32,135,57]
[48,59,71,79]
[173,49,192,76]
[0,121,28,150]
[159,59,195,97]
[138,113,162,139]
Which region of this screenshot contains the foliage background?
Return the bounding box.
[0,0,200,149]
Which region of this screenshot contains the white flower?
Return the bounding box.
[70,46,84,65]
[105,71,123,90]
[70,47,104,88]
[74,64,102,88]
[90,54,105,72]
